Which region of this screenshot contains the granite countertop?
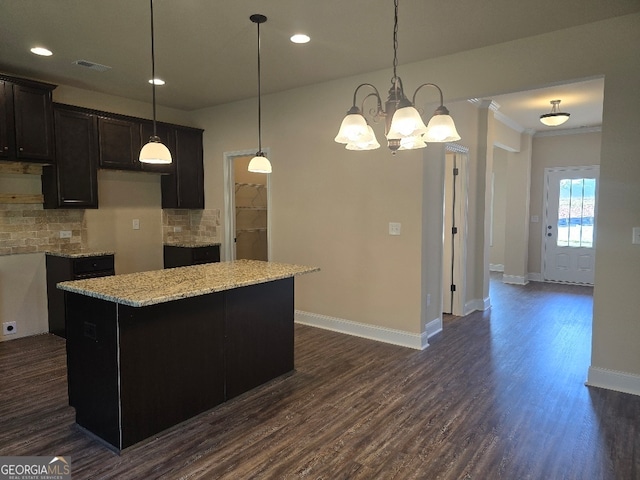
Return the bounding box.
[164,242,221,248]
[58,259,319,307]
[46,251,115,258]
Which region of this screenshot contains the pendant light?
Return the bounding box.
[335,0,460,152]
[139,0,172,165]
[248,14,272,173]
[539,99,570,127]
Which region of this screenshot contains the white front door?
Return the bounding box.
[543,166,599,284]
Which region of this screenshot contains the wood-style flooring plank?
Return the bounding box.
[1,275,639,479]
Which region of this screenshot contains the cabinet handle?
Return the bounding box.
[19,147,24,152]
[2,146,7,151]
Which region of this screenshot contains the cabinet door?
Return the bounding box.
[162,128,203,209]
[0,80,15,160]
[140,121,175,174]
[45,107,98,208]
[12,83,55,163]
[98,116,141,170]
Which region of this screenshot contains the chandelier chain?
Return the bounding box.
[392,0,399,82]
[149,0,157,138]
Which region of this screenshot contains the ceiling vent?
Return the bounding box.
[72,60,111,72]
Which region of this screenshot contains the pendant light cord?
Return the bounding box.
[150,0,158,139]
[256,19,263,154]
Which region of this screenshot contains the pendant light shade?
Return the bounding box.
[539,99,570,127]
[140,0,172,165]
[335,0,460,152]
[139,138,172,164]
[248,152,272,173]
[248,14,272,173]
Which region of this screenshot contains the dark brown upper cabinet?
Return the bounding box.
[98,116,141,170]
[161,127,204,209]
[0,74,56,164]
[43,105,99,209]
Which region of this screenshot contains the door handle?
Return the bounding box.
[547,225,553,230]
[547,233,552,237]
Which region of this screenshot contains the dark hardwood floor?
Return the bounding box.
[1,275,639,479]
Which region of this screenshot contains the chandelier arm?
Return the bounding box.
[411,83,445,107]
[352,83,383,113]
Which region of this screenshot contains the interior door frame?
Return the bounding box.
[542,165,599,284]
[223,149,272,262]
[443,143,469,316]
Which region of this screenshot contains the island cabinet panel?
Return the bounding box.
[65,294,120,447]
[225,277,295,399]
[118,294,225,448]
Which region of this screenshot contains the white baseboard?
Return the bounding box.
[586,367,640,397]
[463,296,491,315]
[425,317,442,338]
[502,274,529,285]
[527,272,543,282]
[295,310,427,350]
[489,263,504,272]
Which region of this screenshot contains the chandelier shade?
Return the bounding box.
[335,0,460,152]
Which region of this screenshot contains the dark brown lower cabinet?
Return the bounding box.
[45,254,114,338]
[163,244,220,268]
[65,277,294,451]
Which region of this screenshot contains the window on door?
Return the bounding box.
[556,177,596,248]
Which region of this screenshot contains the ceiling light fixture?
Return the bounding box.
[248,14,272,174]
[30,47,53,56]
[539,99,570,127]
[290,34,310,44]
[139,0,172,165]
[335,0,460,152]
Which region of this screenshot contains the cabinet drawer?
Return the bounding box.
[73,256,115,275]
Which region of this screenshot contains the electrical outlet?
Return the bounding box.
[426,293,431,306]
[389,222,401,236]
[3,321,16,335]
[59,230,72,239]
[132,219,140,230]
[174,226,182,232]
[633,227,640,245]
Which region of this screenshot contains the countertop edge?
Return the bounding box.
[58,261,319,307]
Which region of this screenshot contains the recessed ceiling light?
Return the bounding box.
[290,34,310,44]
[30,47,53,56]
[149,78,165,85]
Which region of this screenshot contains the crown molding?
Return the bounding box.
[468,98,500,112]
[534,126,602,137]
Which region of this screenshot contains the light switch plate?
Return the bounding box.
[633,227,640,245]
[389,222,401,236]
[59,230,72,238]
[132,219,140,230]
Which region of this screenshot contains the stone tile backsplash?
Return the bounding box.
[0,204,85,256]
[0,205,221,256]
[162,209,220,244]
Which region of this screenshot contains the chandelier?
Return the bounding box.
[334,0,460,152]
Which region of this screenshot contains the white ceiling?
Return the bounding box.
[1,0,635,128]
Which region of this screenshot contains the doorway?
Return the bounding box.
[223,151,270,261]
[442,146,469,316]
[543,165,599,284]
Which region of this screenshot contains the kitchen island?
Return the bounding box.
[58,260,319,452]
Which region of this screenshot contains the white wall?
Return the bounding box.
[193,14,640,389]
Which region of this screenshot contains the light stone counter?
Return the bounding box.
[58,259,319,307]
[46,250,115,258]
